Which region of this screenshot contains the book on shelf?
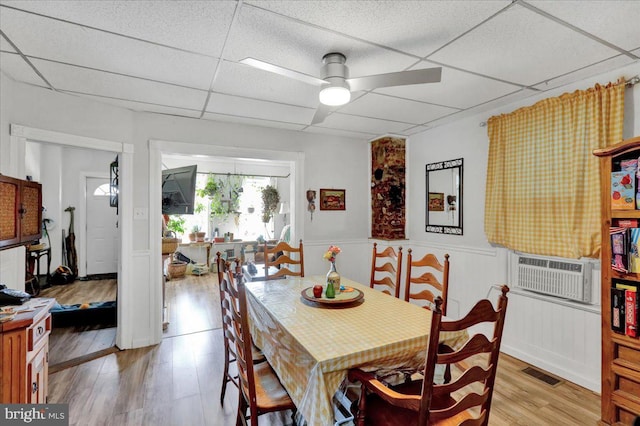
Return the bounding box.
[611,287,626,334]
[614,218,639,228]
[611,171,636,210]
[627,289,639,337]
[611,227,630,273]
[614,280,639,338]
[631,228,640,273]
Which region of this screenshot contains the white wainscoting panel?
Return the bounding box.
[501,291,601,392]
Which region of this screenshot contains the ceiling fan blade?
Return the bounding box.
[240,57,327,86]
[310,103,333,125]
[347,67,442,92]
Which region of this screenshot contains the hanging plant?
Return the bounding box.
[196,174,220,198]
[261,185,280,223]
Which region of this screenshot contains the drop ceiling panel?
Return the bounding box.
[429,5,620,86]
[245,1,510,58]
[206,92,312,125]
[214,61,319,108]
[0,36,16,52]
[375,64,521,109]
[532,54,636,91]
[339,92,457,125]
[401,125,431,136]
[227,5,417,78]
[0,0,236,56]
[315,112,410,135]
[0,52,49,87]
[529,0,640,51]
[65,92,202,118]
[0,7,216,90]
[202,112,306,131]
[32,59,208,110]
[302,126,376,139]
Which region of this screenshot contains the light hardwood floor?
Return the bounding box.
[47,273,601,425]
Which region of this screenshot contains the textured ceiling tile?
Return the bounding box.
[375,63,521,109]
[0,51,49,87]
[532,54,635,91]
[316,112,410,134]
[227,5,417,78]
[0,7,216,90]
[206,92,313,125]
[202,112,306,131]
[64,92,203,118]
[0,35,16,52]
[245,1,510,57]
[429,5,619,86]
[214,61,319,108]
[32,58,208,110]
[339,92,457,125]
[302,126,377,139]
[1,0,236,56]
[529,0,640,51]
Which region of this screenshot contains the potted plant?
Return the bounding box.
[261,185,280,224]
[166,215,186,237]
[188,225,199,242]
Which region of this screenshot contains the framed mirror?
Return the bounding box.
[426,158,463,235]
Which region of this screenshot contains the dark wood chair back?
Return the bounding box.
[349,285,510,426]
[264,239,304,279]
[369,242,403,298]
[223,263,296,425]
[404,250,450,315]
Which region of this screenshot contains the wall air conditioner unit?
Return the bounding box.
[511,252,592,303]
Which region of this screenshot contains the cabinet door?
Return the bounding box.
[27,343,48,404]
[0,176,20,248]
[20,181,42,244]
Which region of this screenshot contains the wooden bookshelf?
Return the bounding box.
[593,135,640,425]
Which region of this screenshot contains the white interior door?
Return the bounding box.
[86,177,119,275]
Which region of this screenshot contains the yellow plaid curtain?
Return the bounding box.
[485,81,625,259]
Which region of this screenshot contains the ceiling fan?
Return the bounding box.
[240,52,442,125]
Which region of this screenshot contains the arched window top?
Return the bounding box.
[94,183,111,196]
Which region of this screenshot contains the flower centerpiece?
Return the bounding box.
[323,245,341,298]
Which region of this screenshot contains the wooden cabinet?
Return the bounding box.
[593,136,640,425]
[0,175,42,250]
[0,298,54,403]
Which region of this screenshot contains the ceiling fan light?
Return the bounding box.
[319,86,351,106]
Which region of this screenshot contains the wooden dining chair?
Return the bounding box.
[264,239,304,280]
[223,267,297,426]
[348,285,510,426]
[369,242,403,298]
[215,253,265,406]
[404,250,450,315]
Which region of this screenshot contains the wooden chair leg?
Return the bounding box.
[220,348,230,405]
[236,391,247,426]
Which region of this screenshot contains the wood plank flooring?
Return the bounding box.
[41,278,117,305]
[46,273,601,425]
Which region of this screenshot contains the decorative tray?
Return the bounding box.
[301,286,364,306]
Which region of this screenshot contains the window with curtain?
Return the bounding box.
[484,80,625,259]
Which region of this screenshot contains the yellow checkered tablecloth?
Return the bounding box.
[245,276,468,426]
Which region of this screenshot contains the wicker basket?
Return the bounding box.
[167,260,187,279]
[162,237,179,255]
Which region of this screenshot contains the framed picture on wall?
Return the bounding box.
[428,192,445,211]
[319,189,346,211]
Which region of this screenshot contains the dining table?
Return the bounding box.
[244,275,469,426]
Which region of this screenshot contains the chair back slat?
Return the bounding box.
[264,239,304,279]
[404,250,449,315]
[369,243,403,298]
[348,287,509,426]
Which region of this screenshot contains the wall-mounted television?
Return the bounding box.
[162,165,197,215]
